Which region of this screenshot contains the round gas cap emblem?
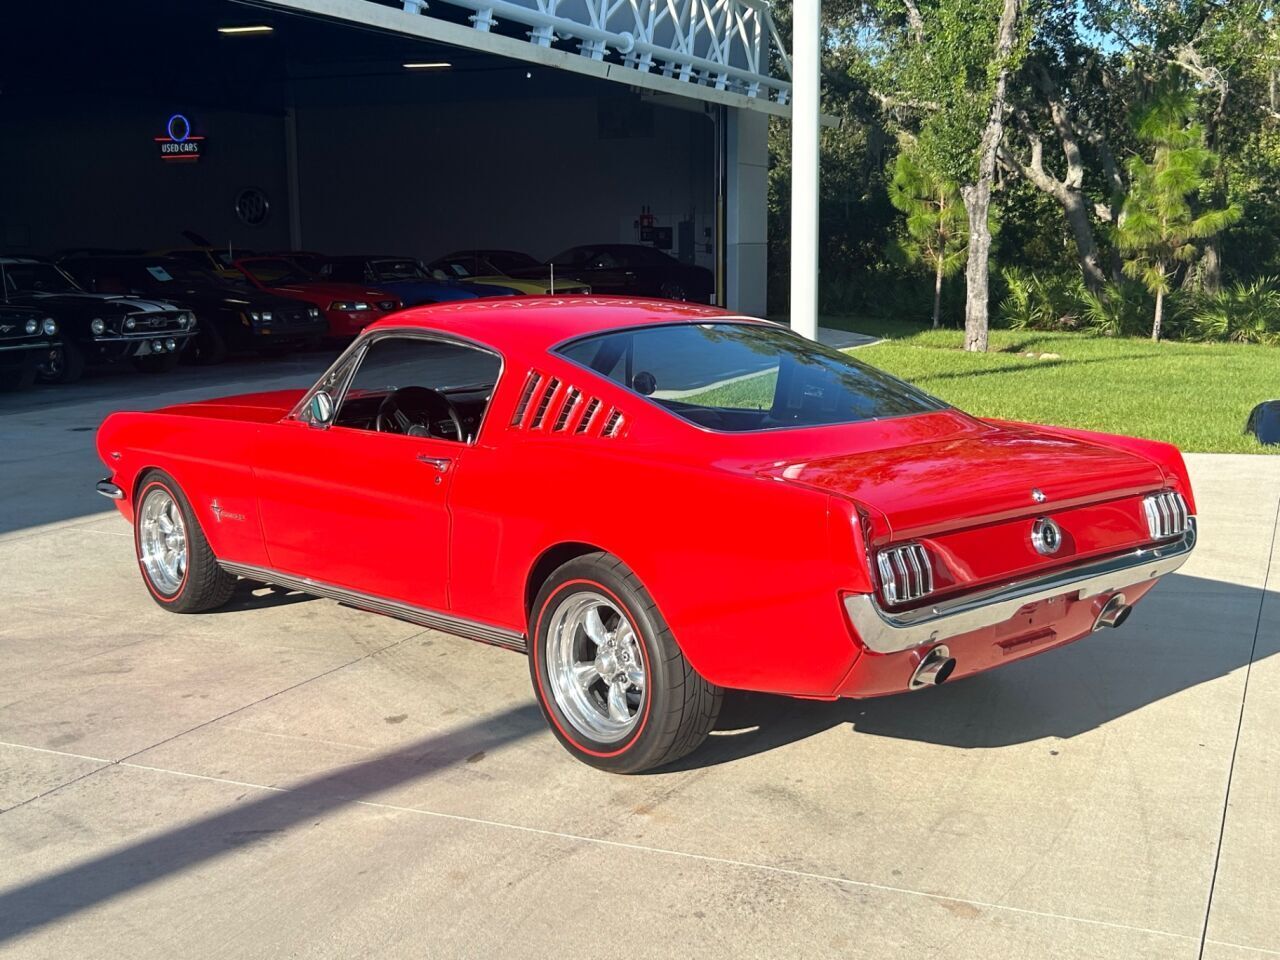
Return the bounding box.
[1031,517,1063,556]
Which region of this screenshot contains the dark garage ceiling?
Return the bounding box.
[1,0,620,115]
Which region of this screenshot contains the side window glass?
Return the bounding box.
[335,337,502,443]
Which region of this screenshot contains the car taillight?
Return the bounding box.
[876,543,934,605]
[1143,491,1189,540]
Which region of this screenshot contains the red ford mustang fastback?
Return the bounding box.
[95,298,1196,772]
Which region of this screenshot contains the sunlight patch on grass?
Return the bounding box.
[828,319,1276,454]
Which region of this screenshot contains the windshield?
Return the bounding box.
[557,322,948,433]
[239,258,314,286]
[432,260,471,279]
[134,262,216,285]
[483,251,539,273]
[2,262,82,295]
[371,260,428,281]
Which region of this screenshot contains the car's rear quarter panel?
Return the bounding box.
[449,407,873,698]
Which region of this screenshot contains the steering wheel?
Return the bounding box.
[375,386,464,441]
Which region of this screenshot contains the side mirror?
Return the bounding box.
[308,391,335,428]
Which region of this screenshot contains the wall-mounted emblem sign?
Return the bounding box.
[155,114,205,163]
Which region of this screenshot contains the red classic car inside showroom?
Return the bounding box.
[0,1,1273,959]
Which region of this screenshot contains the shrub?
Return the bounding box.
[1183,276,1280,344]
[1077,281,1154,337]
[997,267,1082,331]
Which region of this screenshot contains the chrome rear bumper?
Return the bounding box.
[844,520,1196,654]
[96,479,124,500]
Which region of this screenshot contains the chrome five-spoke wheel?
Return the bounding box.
[546,592,646,743]
[139,486,187,594]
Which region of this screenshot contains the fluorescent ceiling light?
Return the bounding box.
[403,61,452,69]
[218,25,274,35]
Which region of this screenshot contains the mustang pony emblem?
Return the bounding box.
[209,499,245,523]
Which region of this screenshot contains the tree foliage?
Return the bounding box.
[1116,88,1242,340]
[886,150,968,326]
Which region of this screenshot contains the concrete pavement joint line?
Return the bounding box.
[1196,491,1280,960]
[95,757,1199,945]
[0,634,420,814]
[113,633,421,767]
[1203,942,1280,958]
[0,765,115,816]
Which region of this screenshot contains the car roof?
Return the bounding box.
[367,296,756,353]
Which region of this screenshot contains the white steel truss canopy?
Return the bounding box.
[253,0,793,115]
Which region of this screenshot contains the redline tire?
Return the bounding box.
[529,552,721,773]
[133,471,235,613]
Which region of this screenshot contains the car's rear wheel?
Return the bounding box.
[134,471,235,613]
[529,553,721,773]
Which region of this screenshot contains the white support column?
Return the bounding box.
[789,0,820,339]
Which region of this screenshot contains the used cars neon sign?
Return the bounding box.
[155,114,205,162]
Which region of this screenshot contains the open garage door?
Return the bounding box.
[0,0,776,313]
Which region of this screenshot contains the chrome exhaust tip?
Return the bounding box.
[909,644,956,690]
[1094,593,1131,631]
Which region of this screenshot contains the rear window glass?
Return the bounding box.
[556,322,947,432]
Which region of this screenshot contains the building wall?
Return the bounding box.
[0,104,291,255]
[291,94,716,268]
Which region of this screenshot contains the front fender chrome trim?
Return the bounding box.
[216,560,527,653]
[845,519,1197,654]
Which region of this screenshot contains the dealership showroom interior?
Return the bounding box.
[1,1,1277,958]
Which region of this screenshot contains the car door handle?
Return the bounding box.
[416,454,451,473]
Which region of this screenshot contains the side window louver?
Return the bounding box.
[511,370,542,426]
[529,378,560,429]
[553,387,581,432]
[575,397,601,434]
[602,409,624,438]
[509,369,625,438]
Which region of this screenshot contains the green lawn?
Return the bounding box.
[828,318,1277,454]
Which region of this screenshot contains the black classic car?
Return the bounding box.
[0,258,196,383]
[0,303,57,390]
[545,244,714,301]
[61,256,326,364]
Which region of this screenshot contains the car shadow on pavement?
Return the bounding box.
[0,702,547,945]
[665,572,1273,770]
[210,579,319,613]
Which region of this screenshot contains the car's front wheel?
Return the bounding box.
[37,337,85,384]
[529,553,721,773]
[133,471,235,612]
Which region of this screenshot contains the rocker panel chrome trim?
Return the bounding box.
[845,519,1196,654]
[217,561,527,653]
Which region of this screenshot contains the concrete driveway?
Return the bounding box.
[0,358,1276,959]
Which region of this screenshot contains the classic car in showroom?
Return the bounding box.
[428,249,591,296]
[233,256,401,338]
[547,244,713,301]
[0,303,57,390]
[318,255,518,306]
[94,298,1196,773]
[1,257,196,383]
[62,255,327,364]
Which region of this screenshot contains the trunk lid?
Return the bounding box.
[768,418,1165,539]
